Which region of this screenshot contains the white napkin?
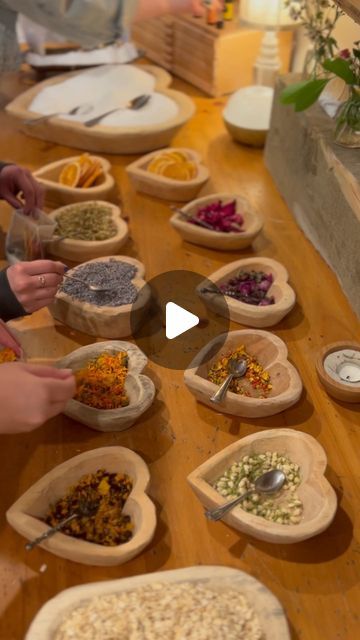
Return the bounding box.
[28,65,179,127]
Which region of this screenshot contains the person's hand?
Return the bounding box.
[0,165,44,215]
[0,362,75,434]
[6,260,66,313]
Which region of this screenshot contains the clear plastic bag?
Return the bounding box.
[5,208,56,264]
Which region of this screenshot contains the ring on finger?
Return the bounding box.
[38,275,46,289]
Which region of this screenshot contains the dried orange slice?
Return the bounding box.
[59,162,81,187]
[161,163,192,181]
[82,165,104,188]
[78,160,103,187]
[147,156,174,174]
[163,151,189,163]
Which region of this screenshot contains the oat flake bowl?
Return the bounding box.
[25,566,290,640]
[6,446,156,566]
[57,341,155,432]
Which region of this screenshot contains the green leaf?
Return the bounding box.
[322,58,356,84]
[280,79,330,111]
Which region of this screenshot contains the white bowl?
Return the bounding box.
[223,86,274,147]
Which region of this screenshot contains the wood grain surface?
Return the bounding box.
[0,67,359,640]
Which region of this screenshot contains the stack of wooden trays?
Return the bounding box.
[132,16,173,70]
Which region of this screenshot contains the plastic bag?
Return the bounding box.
[0,320,23,361]
[5,208,56,264]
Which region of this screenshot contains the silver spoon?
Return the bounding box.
[24,103,92,126]
[63,273,114,293]
[210,357,247,404]
[25,498,99,551]
[83,94,151,128]
[205,469,286,521]
[171,206,214,230]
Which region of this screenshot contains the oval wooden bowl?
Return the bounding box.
[25,566,290,640]
[48,201,129,262]
[57,341,155,432]
[170,193,263,250]
[198,257,295,327]
[184,330,302,418]
[33,155,115,208]
[49,256,150,338]
[187,429,337,544]
[126,148,209,201]
[316,341,360,403]
[6,446,157,566]
[5,66,195,154]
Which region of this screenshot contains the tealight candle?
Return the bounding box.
[316,343,360,403]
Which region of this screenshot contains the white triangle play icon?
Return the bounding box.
[165,302,199,340]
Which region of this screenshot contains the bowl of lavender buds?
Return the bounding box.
[49,256,151,338]
[170,194,263,251]
[197,257,296,328]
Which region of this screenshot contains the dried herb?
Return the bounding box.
[0,347,17,363]
[55,203,117,241]
[207,345,272,398]
[74,351,129,410]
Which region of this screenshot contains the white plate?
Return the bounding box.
[26,565,290,639]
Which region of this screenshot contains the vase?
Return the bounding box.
[334,87,360,149]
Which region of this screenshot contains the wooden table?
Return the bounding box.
[0,68,359,640]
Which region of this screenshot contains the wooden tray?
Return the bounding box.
[188,429,337,544]
[198,257,295,327]
[126,148,209,201]
[48,201,129,263]
[49,256,150,338]
[184,330,302,418]
[33,155,116,208]
[5,65,195,154]
[170,193,263,250]
[25,565,290,639]
[57,341,155,432]
[7,447,156,566]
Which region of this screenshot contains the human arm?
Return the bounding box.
[0,362,75,433]
[0,164,44,215]
[0,260,66,321]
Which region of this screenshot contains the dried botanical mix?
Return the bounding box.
[0,347,17,364]
[59,154,104,189]
[207,345,272,398]
[147,150,198,181]
[54,581,263,640]
[213,451,303,525]
[219,270,275,306]
[55,203,117,241]
[60,259,138,307]
[45,469,133,546]
[189,199,244,233]
[74,351,129,410]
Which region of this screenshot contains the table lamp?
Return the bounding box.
[239,0,297,87]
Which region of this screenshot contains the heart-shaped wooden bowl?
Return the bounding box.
[198,257,295,327]
[187,428,337,543]
[316,341,360,403]
[48,201,129,263]
[184,330,302,418]
[6,447,157,565]
[49,256,150,338]
[6,66,195,154]
[57,341,155,432]
[25,566,290,640]
[33,155,116,208]
[126,148,209,201]
[170,193,263,250]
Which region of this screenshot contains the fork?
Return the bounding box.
[24,103,93,126]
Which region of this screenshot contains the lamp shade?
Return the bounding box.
[240,0,297,29]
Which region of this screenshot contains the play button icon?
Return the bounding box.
[131,269,230,370]
[166,302,199,340]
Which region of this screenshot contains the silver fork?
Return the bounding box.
[24,103,93,126]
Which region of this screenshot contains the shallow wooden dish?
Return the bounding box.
[33,155,115,208]
[188,429,337,544]
[184,329,302,418]
[57,341,155,432]
[5,66,195,154]
[198,257,295,327]
[49,256,150,338]
[25,565,290,640]
[48,201,128,262]
[170,193,263,249]
[316,341,360,403]
[6,446,156,566]
[126,148,209,201]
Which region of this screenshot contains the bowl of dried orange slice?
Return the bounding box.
[126,148,209,201]
[34,154,116,208]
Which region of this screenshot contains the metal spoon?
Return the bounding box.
[24,103,92,126]
[63,273,114,293]
[210,357,247,404]
[25,498,99,551]
[83,94,151,128]
[171,206,214,230]
[205,469,286,521]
